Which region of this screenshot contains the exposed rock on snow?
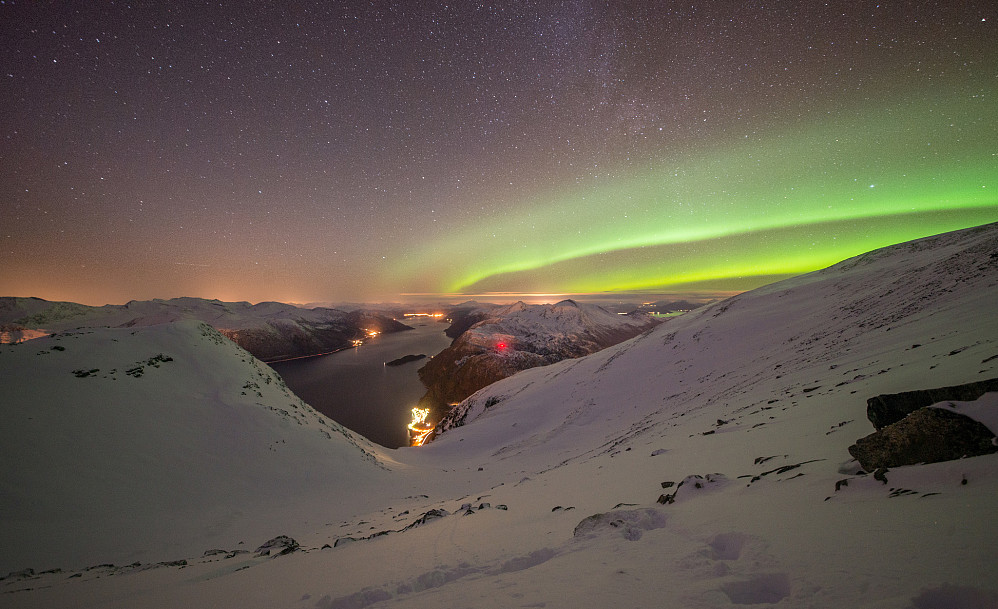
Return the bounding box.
[254,535,299,557]
[866,378,998,430]
[848,407,998,470]
[656,473,729,504]
[333,508,457,548]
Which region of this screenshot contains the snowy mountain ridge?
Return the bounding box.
[466,298,658,355]
[3,223,998,608]
[417,299,660,418]
[0,296,410,360]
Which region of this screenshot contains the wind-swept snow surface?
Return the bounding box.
[0,321,395,573]
[3,223,998,608]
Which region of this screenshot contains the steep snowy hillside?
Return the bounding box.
[3,223,997,609]
[433,223,998,464]
[420,300,660,420]
[0,321,395,573]
[0,297,411,360]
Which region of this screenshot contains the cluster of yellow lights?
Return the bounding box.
[366,329,380,337]
[407,407,434,447]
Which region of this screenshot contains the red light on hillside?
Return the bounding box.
[497,342,508,352]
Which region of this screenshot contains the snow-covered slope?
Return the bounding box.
[432,223,998,463]
[3,223,998,608]
[420,300,660,417]
[459,299,659,355]
[0,321,394,573]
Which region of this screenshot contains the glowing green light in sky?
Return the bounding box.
[393,92,997,296]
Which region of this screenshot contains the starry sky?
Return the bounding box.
[2,1,996,306]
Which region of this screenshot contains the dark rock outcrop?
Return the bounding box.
[865,378,998,430]
[254,535,299,557]
[848,407,998,471]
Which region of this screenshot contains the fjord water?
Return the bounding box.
[269,322,453,448]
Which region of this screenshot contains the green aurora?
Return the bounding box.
[396,91,997,297]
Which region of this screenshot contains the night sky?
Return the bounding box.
[2,1,996,306]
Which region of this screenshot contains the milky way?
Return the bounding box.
[2,2,995,305]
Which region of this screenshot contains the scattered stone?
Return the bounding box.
[747,459,824,486]
[657,473,728,504]
[650,448,668,456]
[753,455,782,465]
[402,508,449,530]
[661,481,675,489]
[849,408,998,471]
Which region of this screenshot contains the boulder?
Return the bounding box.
[848,407,998,471]
[865,378,998,430]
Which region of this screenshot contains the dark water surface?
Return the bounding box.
[269,322,453,448]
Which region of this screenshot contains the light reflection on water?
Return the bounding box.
[269,323,453,449]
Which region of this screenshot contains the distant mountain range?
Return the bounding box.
[0,297,411,361]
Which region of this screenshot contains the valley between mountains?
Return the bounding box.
[2,223,998,608]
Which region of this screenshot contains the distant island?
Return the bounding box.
[385,353,426,366]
